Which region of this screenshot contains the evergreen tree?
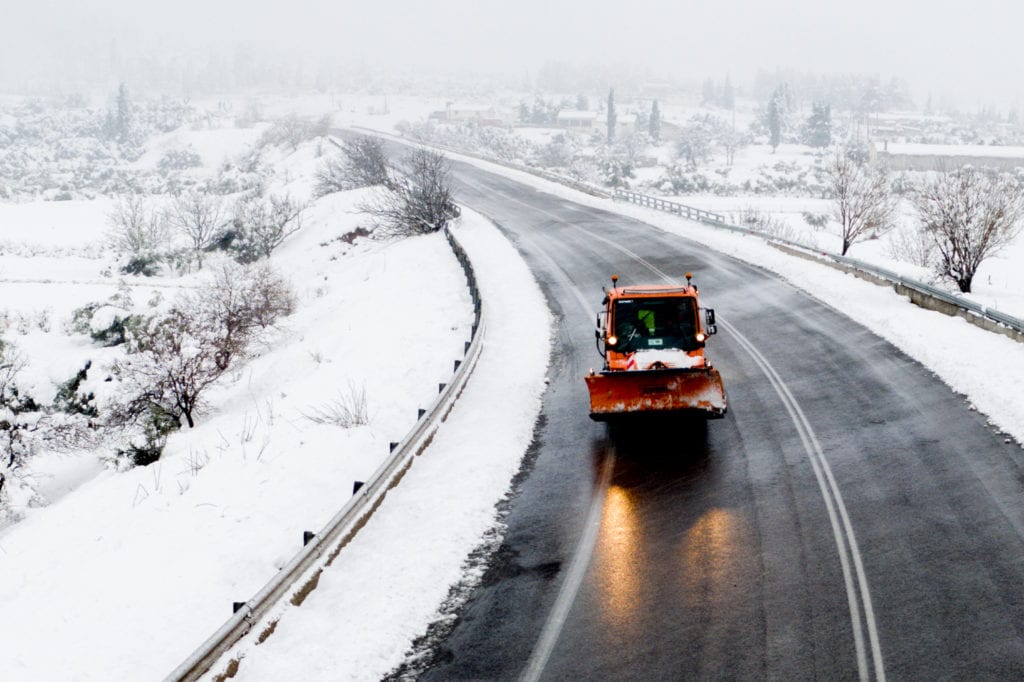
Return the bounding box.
[767,97,782,152]
[116,83,133,143]
[701,78,716,105]
[763,84,792,152]
[105,82,137,145]
[607,88,617,144]
[576,93,589,111]
[723,75,735,109]
[649,100,661,143]
[802,102,832,147]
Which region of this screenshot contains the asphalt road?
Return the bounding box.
[385,153,1024,680]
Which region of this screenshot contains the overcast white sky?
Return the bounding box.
[2,0,1020,106]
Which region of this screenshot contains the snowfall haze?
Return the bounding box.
[1,0,1021,107]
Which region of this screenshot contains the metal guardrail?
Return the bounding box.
[836,253,1024,333]
[166,226,486,682]
[613,188,726,224]
[614,188,1024,338]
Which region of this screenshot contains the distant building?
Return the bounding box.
[556,110,598,129]
[874,142,1024,171]
[427,103,510,127]
[597,113,641,137]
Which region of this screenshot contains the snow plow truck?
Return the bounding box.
[586,273,727,420]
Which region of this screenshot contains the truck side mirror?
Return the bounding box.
[704,308,717,335]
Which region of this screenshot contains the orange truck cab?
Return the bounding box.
[585,274,727,420]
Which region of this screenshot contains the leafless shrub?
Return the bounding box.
[731,207,799,242]
[107,194,171,256]
[887,222,937,269]
[802,212,830,229]
[195,262,295,368]
[359,149,459,237]
[231,194,305,262]
[302,383,369,428]
[912,166,1024,293]
[315,136,390,197]
[829,151,897,255]
[168,190,225,267]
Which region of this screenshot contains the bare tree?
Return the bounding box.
[110,264,294,448]
[316,136,391,196]
[912,167,1024,292]
[169,190,224,267]
[107,194,170,256]
[829,152,897,255]
[232,194,305,262]
[113,310,225,430]
[360,148,458,237]
[195,263,295,369]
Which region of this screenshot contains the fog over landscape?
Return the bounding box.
[5,2,1024,681]
[2,0,1021,106]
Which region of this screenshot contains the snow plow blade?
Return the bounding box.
[586,367,727,421]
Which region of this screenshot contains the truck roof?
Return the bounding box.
[607,284,697,299]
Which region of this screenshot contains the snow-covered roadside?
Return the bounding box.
[370,135,1024,449]
[0,200,477,680]
[214,208,552,681]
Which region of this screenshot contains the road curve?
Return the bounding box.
[388,153,1024,680]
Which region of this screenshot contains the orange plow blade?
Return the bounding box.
[585,368,727,421]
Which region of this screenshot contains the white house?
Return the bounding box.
[556,110,598,129]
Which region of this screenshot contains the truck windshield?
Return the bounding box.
[613,297,699,352]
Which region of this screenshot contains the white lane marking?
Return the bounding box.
[503,227,619,682]
[725,323,876,681]
[520,449,615,682]
[464,174,885,680]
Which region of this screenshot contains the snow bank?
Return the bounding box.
[220,208,552,681]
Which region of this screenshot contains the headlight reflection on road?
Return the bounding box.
[596,484,641,632]
[682,507,745,606]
